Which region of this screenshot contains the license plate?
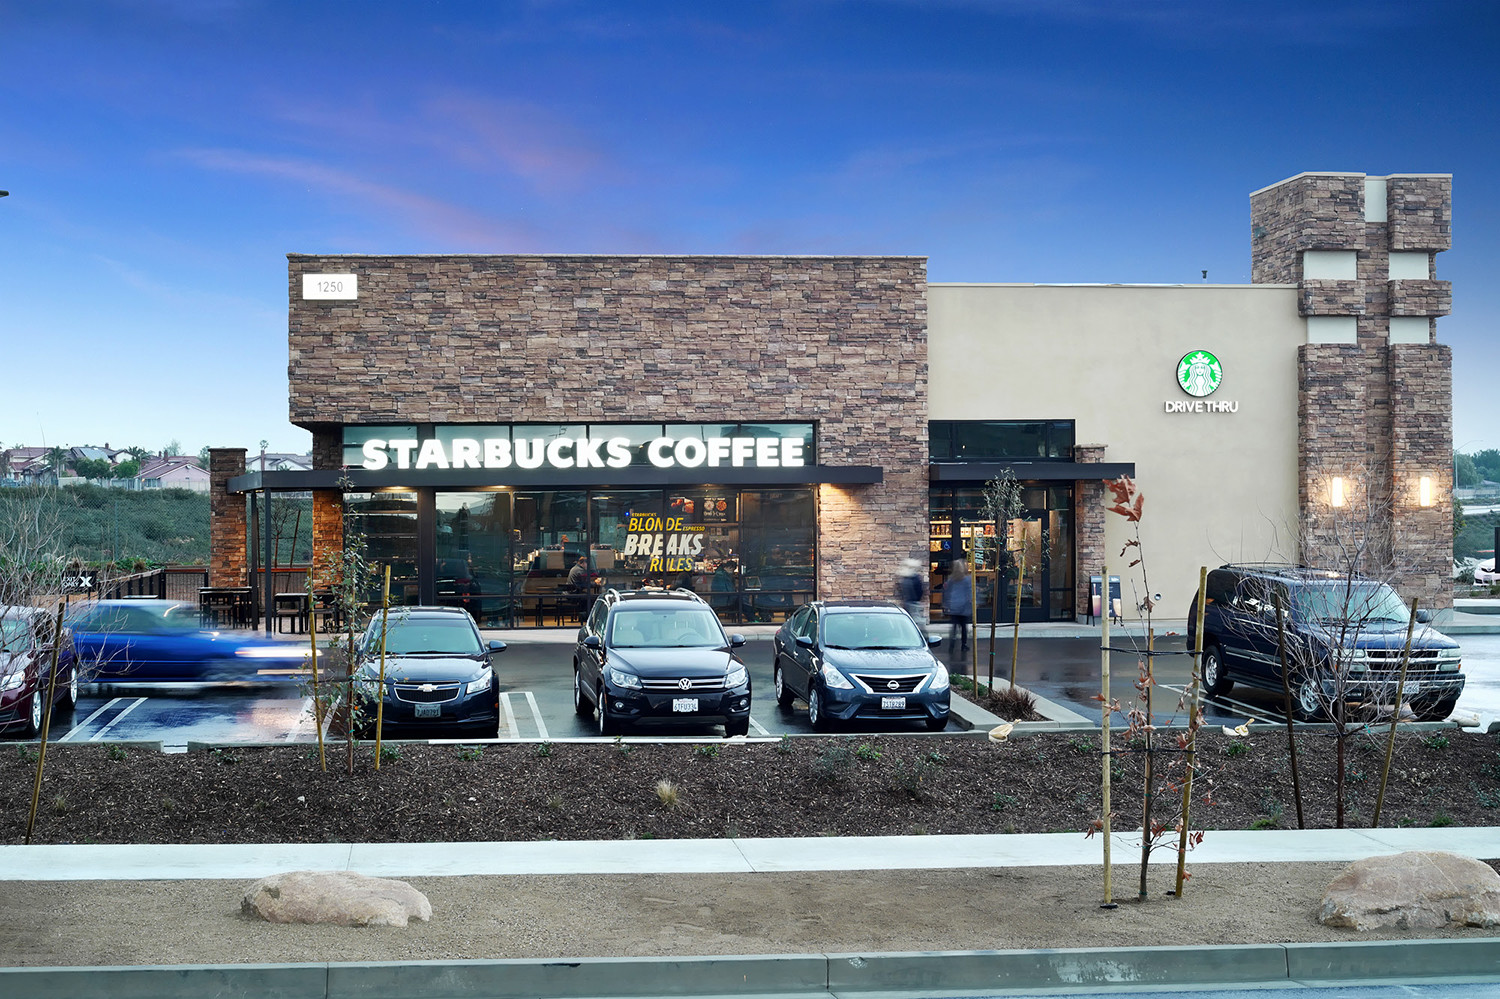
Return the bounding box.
[1399,681,1421,697]
[414,702,441,718]
[881,696,907,710]
[672,697,699,713]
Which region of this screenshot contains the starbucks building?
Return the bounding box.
[211,171,1455,626]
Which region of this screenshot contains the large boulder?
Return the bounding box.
[1319,851,1500,931]
[243,870,432,927]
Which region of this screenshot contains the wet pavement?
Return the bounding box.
[16,628,1500,748]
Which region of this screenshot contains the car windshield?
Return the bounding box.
[609,607,725,648]
[822,611,925,650]
[373,617,483,656]
[70,603,198,634]
[0,614,32,650]
[1293,581,1412,625]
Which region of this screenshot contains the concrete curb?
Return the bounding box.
[7,939,1500,998]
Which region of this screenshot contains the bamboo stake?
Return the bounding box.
[24,604,67,845]
[969,534,978,683]
[374,565,391,769]
[1138,626,1154,900]
[1009,546,1026,688]
[1372,597,1419,828]
[1175,567,1207,896]
[309,589,326,773]
[1273,594,1305,828]
[1100,557,1113,906]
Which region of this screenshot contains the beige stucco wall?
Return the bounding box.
[929,283,1304,621]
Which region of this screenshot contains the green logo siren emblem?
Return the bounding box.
[1177,350,1222,398]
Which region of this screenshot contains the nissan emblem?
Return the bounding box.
[887,680,900,690]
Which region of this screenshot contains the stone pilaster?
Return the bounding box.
[208,448,247,587]
[1073,444,1108,619]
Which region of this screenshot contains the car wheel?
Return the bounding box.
[24,691,43,737]
[724,717,749,737]
[1292,677,1323,722]
[1201,643,1231,697]
[808,685,831,732]
[924,714,947,732]
[64,667,80,711]
[1413,694,1459,723]
[597,685,621,737]
[573,666,594,718]
[773,658,795,708]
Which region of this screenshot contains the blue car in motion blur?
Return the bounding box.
[65,600,309,682]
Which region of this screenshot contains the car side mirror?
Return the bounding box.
[487,640,506,653]
[795,634,815,648]
[1415,609,1433,623]
[728,633,745,648]
[583,635,602,649]
[927,634,942,647]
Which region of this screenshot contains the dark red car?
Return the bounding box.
[0,605,79,737]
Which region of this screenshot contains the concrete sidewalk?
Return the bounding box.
[4,825,1496,881]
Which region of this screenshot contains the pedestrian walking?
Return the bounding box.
[895,557,928,628]
[942,559,972,657]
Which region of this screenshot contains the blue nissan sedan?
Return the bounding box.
[65,600,309,682]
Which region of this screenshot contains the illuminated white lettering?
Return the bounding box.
[574,437,606,469]
[416,439,449,469]
[731,437,754,466]
[689,534,704,555]
[450,439,481,469]
[390,440,418,469]
[781,439,805,467]
[666,534,681,556]
[484,439,511,468]
[361,440,389,471]
[674,438,706,467]
[755,437,778,467]
[648,437,675,468]
[605,438,631,468]
[707,438,731,466]
[546,437,574,468]
[623,535,638,556]
[514,439,545,469]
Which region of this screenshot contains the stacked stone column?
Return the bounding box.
[208,448,248,587]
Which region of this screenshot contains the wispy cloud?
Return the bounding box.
[174,148,541,247]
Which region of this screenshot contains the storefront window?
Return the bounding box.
[513,491,589,626]
[929,483,1073,622]
[344,491,419,606]
[739,490,816,623]
[436,491,512,628]
[590,490,664,591]
[929,421,1075,461]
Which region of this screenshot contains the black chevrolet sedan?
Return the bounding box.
[772,601,949,731]
[574,588,750,737]
[353,607,505,736]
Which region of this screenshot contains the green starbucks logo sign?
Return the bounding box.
[1177,350,1222,398]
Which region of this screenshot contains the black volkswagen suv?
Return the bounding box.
[1187,565,1464,721]
[573,588,751,737]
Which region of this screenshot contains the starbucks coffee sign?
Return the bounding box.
[1165,349,1238,413]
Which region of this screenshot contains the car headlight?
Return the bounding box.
[607,667,643,689]
[927,663,950,692]
[465,670,493,695]
[1,670,25,692]
[820,663,853,689]
[234,645,307,659]
[725,664,748,688]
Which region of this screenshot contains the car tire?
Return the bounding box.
[1413,694,1459,723]
[24,691,43,737]
[808,685,831,732]
[64,667,80,712]
[924,714,947,732]
[1292,677,1323,722]
[773,658,795,708]
[1200,642,1231,697]
[573,666,594,718]
[724,717,749,738]
[597,686,621,736]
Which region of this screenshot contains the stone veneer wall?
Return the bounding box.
[1253,174,1453,609]
[208,448,247,587]
[289,255,928,600]
[310,430,343,585]
[1072,444,1108,618]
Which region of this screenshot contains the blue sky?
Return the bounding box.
[2,0,1497,456]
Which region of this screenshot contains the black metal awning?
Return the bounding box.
[928,461,1136,483]
[227,464,883,494]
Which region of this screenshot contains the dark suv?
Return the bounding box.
[1186,565,1464,721]
[573,588,751,737]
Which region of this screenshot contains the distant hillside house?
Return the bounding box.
[137,456,211,492]
[248,452,313,473]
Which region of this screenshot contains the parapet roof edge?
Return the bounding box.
[1249,172,1452,198]
[286,252,928,261]
[929,282,1296,289]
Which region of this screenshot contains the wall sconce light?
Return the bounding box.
[1331,476,1347,508]
[1419,476,1434,507]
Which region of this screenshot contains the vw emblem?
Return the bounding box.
[887,680,900,691]
[420,683,435,693]
[678,677,693,691]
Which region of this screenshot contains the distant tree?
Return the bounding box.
[1454,496,1465,540]
[45,446,68,477]
[71,458,113,480]
[197,445,212,469]
[1455,452,1480,488]
[162,439,182,458]
[113,459,141,478]
[1474,449,1500,483]
[125,446,151,463]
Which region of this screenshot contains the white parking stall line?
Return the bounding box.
[88,697,148,741]
[524,691,549,740]
[748,714,770,736]
[499,691,520,738]
[57,697,125,742]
